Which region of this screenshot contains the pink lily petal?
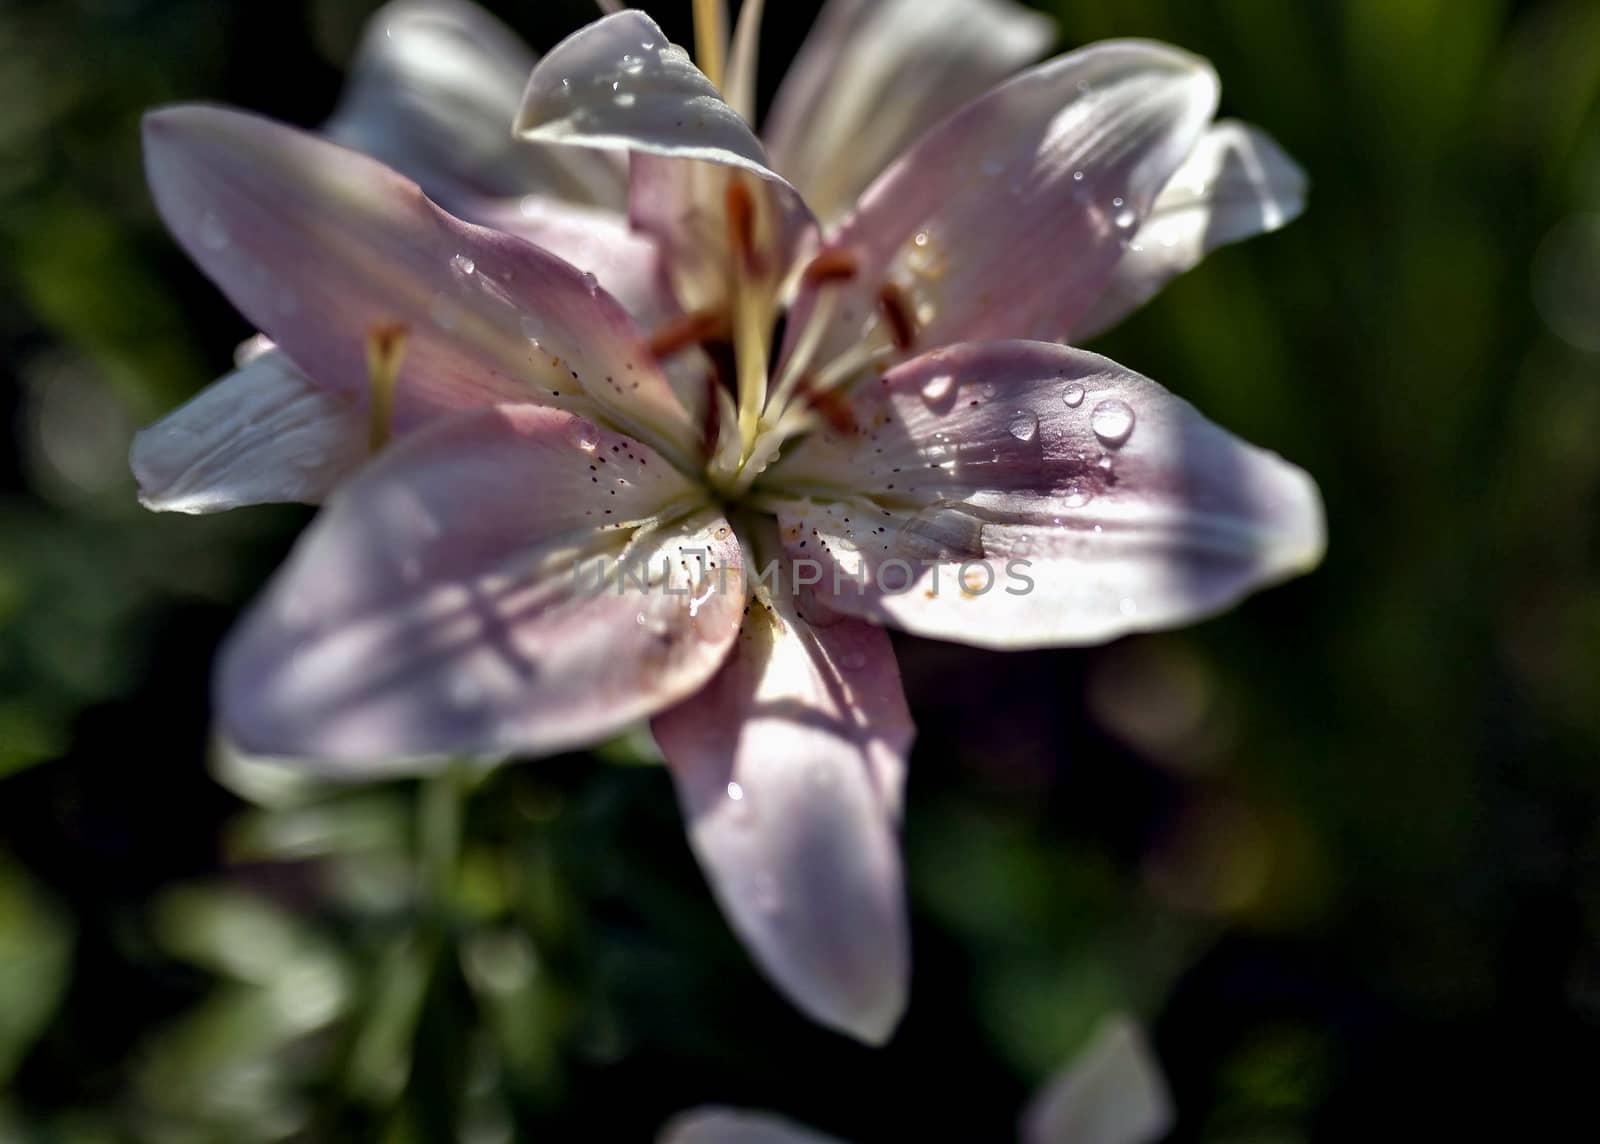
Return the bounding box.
[659,1107,846,1144]
[1071,121,1308,340]
[763,0,1055,223]
[514,10,791,191]
[517,10,815,301]
[131,347,365,513]
[785,41,1217,369]
[327,0,625,209]
[468,192,677,330]
[653,551,912,1045]
[761,341,1324,649]
[1019,1017,1173,1144]
[218,405,743,768]
[142,106,699,468]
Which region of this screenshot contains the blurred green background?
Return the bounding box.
[2,0,1599,1139]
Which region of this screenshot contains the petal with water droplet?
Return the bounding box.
[515,10,803,206]
[783,41,1217,368]
[654,542,912,1045]
[762,340,1324,649]
[218,404,741,769]
[141,105,698,470]
[1071,120,1307,341]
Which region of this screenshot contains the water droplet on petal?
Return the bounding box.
[838,649,868,671]
[921,373,955,402]
[1062,382,1085,408]
[1118,597,1138,617]
[1091,399,1135,447]
[519,315,542,348]
[726,781,744,802]
[1007,410,1039,442]
[569,419,601,452]
[1072,169,1085,182]
[1114,208,1138,230]
[1062,482,1093,508]
[581,271,599,294]
[614,91,636,108]
[620,53,644,74]
[451,253,476,276]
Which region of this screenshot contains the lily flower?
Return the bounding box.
[660,1014,1172,1144]
[131,1,1324,1044]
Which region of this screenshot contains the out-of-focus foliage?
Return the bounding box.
[1,0,1598,1140]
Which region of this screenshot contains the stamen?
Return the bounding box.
[764,263,850,423]
[724,179,764,279]
[801,248,860,288]
[795,374,859,434]
[724,0,767,124]
[877,283,917,352]
[365,322,409,454]
[692,0,728,92]
[647,308,730,360]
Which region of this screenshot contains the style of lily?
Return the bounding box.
[660,1015,1172,1144]
[131,0,1324,1044]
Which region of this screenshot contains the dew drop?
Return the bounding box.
[1090,399,1135,447]
[198,212,228,251]
[1062,481,1093,508]
[1114,208,1138,230]
[569,419,601,452]
[1061,382,1085,408]
[519,315,542,347]
[913,231,930,247]
[451,253,476,276]
[838,650,868,671]
[614,92,636,108]
[1095,454,1115,477]
[1118,597,1138,617]
[920,373,955,401]
[620,53,644,74]
[726,781,744,802]
[1072,169,1085,182]
[580,271,599,294]
[1007,410,1039,442]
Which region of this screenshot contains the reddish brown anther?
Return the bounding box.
[794,374,859,434]
[647,309,730,360]
[801,248,860,287]
[724,179,766,278]
[877,283,916,352]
